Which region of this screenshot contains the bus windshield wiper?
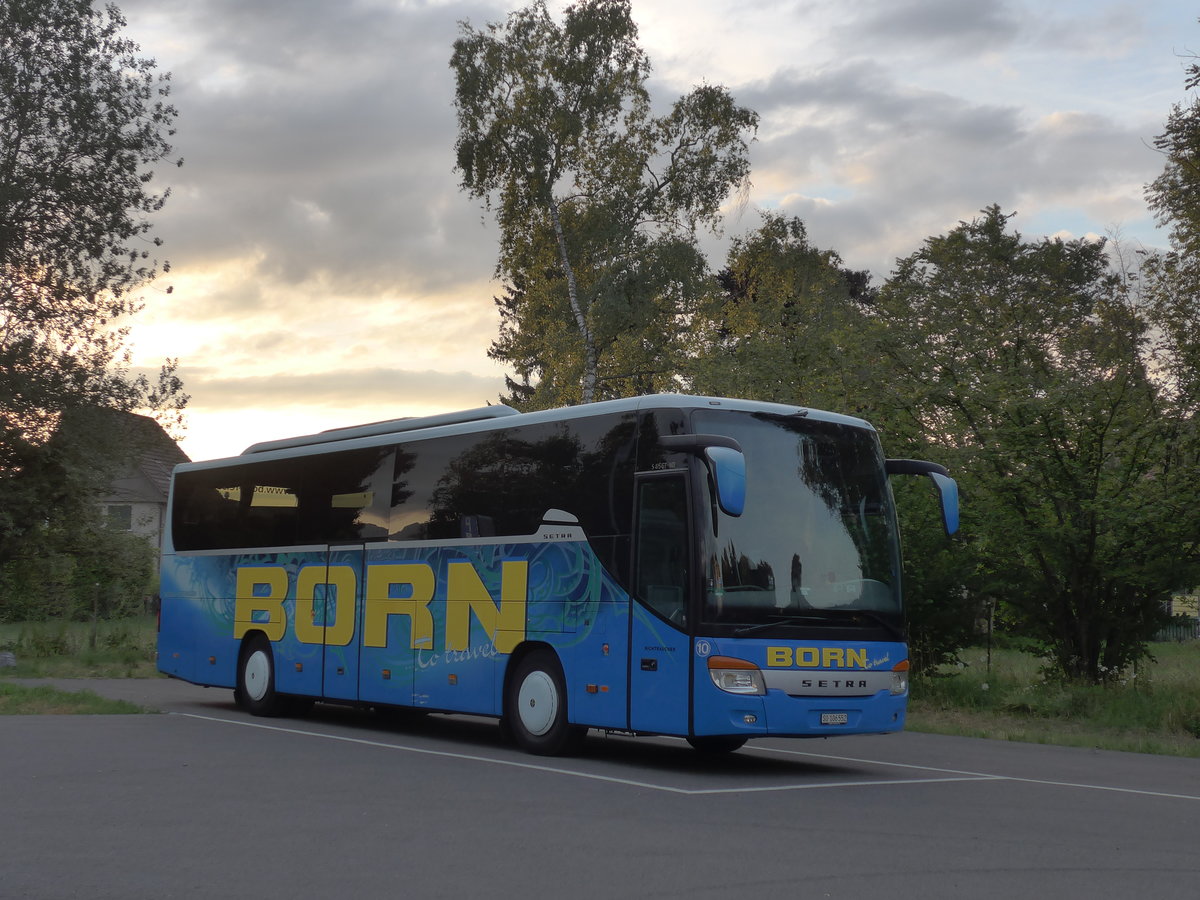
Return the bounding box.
[840,609,904,641]
[734,615,833,636]
[733,609,903,640]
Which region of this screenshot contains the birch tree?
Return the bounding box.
[451,0,757,406]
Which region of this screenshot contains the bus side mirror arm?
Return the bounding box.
[886,458,959,536]
[661,434,746,517]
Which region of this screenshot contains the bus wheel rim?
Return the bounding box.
[517,670,557,736]
[244,650,270,702]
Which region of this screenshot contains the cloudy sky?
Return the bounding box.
[114,0,1195,462]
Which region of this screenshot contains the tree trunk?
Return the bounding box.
[548,198,597,403]
[90,582,99,651]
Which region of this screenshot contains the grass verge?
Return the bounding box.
[0,682,146,715]
[2,617,1198,753]
[908,642,1200,758]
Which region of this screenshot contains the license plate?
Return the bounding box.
[820,713,849,725]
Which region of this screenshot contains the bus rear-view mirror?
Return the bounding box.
[928,471,959,535]
[885,458,959,536]
[705,446,746,517]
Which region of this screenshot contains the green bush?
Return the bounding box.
[0,527,155,623]
[0,616,158,677]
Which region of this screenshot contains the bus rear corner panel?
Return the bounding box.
[156,627,191,681]
[157,592,198,683]
[691,684,908,739]
[157,597,239,689]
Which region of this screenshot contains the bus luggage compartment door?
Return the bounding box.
[317,545,365,702]
[628,610,690,735]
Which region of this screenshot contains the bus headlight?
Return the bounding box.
[707,656,765,695]
[890,660,909,696]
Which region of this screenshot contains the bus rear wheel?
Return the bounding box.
[505,650,585,756]
[235,635,296,717]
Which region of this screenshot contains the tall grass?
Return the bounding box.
[909,642,1200,757]
[0,616,159,678]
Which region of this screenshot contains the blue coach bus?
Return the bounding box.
[158,394,957,755]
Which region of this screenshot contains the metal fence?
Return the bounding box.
[1155,619,1200,642]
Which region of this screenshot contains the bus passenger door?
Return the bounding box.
[629,474,692,736]
[315,545,364,702]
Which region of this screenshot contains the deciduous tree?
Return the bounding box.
[451,0,757,407]
[686,212,876,413]
[1140,49,1200,608]
[877,207,1187,683]
[0,0,186,579]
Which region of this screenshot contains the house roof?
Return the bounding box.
[98,412,190,505]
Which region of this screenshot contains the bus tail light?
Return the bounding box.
[890,659,909,696]
[707,656,765,695]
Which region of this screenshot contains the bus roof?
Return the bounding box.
[176,394,875,472]
[243,405,522,454]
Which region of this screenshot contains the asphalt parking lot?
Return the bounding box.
[3,678,1198,899]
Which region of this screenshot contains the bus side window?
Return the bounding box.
[635,476,690,626]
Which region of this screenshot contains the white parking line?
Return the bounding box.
[180,712,707,793]
[175,712,1200,800]
[757,744,1200,802]
[671,775,1003,795]
[179,712,994,794]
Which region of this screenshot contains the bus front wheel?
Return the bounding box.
[505,650,585,756]
[235,635,292,717]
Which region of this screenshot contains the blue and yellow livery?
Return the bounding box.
[158,394,956,755]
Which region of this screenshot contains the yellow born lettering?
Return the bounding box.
[796,647,820,667]
[294,565,357,646]
[364,563,436,649]
[766,646,792,667]
[234,567,288,642]
[769,646,872,669]
[233,559,531,654]
[445,560,528,654]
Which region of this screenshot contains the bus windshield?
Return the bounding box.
[693,410,902,633]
